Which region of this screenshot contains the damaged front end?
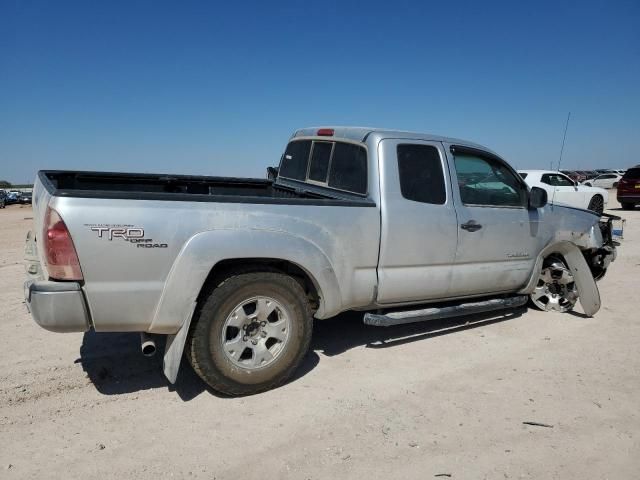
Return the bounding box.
[584,213,623,281]
[521,207,621,316]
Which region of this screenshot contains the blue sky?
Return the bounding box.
[1,0,638,183]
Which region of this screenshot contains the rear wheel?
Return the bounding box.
[587,194,604,215]
[187,271,313,396]
[530,256,579,312]
[621,202,635,210]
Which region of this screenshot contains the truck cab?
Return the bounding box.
[24,127,618,395]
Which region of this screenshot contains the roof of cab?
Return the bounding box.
[291,126,495,154]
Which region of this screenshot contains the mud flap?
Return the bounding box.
[163,302,197,384]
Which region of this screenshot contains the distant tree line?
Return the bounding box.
[0,181,33,189]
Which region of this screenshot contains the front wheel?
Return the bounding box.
[587,194,604,215]
[530,256,579,312]
[187,271,313,396]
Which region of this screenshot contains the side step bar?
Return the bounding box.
[363,295,528,327]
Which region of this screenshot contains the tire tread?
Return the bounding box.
[186,270,313,396]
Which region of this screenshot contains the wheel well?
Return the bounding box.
[544,252,567,266]
[197,258,321,311]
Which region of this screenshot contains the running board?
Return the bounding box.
[363,296,528,327]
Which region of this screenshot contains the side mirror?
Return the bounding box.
[266,166,279,181]
[529,186,547,209]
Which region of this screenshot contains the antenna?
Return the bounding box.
[551,112,571,208]
[557,112,571,172]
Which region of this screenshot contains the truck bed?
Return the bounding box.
[38,170,374,206]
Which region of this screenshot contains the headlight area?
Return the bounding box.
[581,213,621,281]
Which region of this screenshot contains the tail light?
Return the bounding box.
[43,206,83,281]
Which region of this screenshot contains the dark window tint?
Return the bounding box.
[519,173,528,180]
[623,168,640,180]
[308,142,332,182]
[328,143,368,194]
[541,173,574,186]
[397,144,446,204]
[279,141,311,180]
[454,154,527,207]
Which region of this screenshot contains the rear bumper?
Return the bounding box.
[617,193,640,203]
[24,280,90,333]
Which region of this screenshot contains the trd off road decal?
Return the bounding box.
[84,224,168,248]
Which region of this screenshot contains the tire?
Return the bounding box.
[186,271,313,396]
[529,255,578,313]
[587,194,604,215]
[621,202,635,210]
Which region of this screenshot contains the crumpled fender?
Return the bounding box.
[519,240,600,316]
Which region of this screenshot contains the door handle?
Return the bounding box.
[461,220,482,232]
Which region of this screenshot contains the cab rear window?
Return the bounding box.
[279,140,367,195]
[279,141,311,180]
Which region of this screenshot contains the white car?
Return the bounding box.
[582,173,622,189]
[518,170,608,214]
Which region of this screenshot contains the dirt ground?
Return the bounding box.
[1,198,638,479]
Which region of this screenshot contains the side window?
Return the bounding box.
[519,173,528,180]
[328,143,367,194]
[397,144,446,205]
[279,141,311,180]
[541,174,554,185]
[308,142,333,182]
[541,173,573,186]
[555,174,575,186]
[454,153,527,207]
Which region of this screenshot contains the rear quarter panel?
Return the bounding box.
[51,196,380,332]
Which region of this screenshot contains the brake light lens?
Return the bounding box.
[43,206,83,281]
[317,128,334,136]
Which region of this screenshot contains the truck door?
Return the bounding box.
[376,139,458,303]
[446,145,539,295]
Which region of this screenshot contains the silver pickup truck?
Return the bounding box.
[24,127,618,395]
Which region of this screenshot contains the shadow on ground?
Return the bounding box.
[78,307,526,400]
